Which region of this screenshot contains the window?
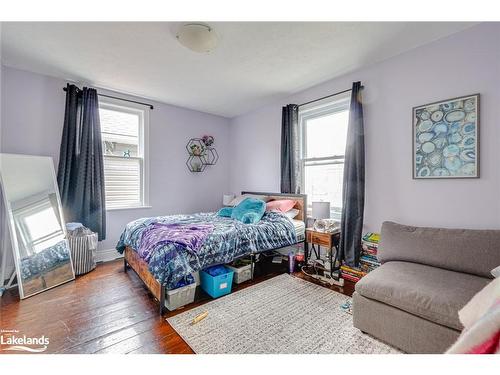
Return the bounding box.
[99,98,149,210]
[14,197,65,255]
[299,94,350,220]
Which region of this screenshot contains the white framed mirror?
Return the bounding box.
[0,153,75,299]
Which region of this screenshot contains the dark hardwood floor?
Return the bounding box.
[0,259,354,354]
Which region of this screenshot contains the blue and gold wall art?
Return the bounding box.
[413,94,479,179]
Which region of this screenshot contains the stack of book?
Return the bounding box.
[340,264,365,282]
[360,232,381,273]
[340,232,381,282]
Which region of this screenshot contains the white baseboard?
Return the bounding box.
[96,248,123,263]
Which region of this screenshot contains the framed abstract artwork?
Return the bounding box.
[413,94,480,179]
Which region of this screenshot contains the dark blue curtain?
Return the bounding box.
[57,84,80,210]
[339,82,365,266]
[57,84,106,240]
[280,104,299,194]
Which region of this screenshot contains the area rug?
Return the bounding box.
[166,274,401,354]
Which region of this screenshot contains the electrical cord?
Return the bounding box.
[300,264,335,286]
[301,257,342,285]
[300,259,327,280]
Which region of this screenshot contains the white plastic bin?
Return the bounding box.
[165,282,196,311]
[227,263,253,284]
[192,271,200,286]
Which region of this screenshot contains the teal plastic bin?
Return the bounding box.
[200,266,234,298]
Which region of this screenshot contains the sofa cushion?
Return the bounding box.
[355,261,491,330]
[378,221,500,278]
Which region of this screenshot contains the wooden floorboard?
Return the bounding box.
[0,258,354,354]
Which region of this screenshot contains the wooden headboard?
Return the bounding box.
[241,191,307,222]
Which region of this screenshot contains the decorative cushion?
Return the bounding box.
[266,199,296,213]
[217,207,233,217]
[458,277,500,329]
[491,265,500,278]
[231,198,266,224]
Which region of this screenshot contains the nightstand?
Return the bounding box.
[305,228,341,278]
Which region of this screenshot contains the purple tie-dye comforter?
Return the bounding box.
[138,223,215,261]
[116,211,296,289]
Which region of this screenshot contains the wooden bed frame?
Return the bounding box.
[124,191,307,315]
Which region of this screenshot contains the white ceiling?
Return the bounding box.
[1,22,475,118]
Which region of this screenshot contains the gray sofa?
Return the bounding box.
[353,221,500,353]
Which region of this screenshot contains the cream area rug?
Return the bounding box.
[167,274,401,354]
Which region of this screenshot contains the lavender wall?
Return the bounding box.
[1,66,231,257]
[229,23,500,232]
[1,22,499,275]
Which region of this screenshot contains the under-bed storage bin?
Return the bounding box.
[200,266,234,298]
[227,262,253,284]
[165,282,196,311]
[192,271,200,286]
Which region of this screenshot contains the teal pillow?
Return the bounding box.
[217,207,233,217]
[240,212,262,224]
[231,198,266,224]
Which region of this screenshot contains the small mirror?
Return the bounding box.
[0,153,75,298]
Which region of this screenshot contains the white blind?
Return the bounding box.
[103,156,142,209]
[99,100,147,210]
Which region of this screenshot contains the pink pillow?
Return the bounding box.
[266,199,296,213]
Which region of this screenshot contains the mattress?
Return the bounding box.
[116,211,298,288]
[292,219,306,241]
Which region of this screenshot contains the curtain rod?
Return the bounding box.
[63,86,154,110]
[297,86,364,108]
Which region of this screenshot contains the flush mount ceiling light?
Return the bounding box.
[176,23,218,53]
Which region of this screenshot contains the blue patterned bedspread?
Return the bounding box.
[21,240,71,281]
[116,211,297,289]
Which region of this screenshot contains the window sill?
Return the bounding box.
[106,205,152,212]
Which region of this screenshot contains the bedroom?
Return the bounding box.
[1,0,499,372]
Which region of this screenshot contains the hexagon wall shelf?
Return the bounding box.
[186,137,218,172]
[186,155,207,172]
[203,147,219,165]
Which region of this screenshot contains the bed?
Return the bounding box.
[118,192,306,314]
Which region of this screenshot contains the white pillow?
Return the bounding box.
[270,208,300,220]
[283,208,300,220]
[491,265,500,278]
[458,277,500,329]
[229,194,270,206]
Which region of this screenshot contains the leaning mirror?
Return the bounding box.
[0,153,75,298]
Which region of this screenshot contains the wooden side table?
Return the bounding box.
[305,228,341,279]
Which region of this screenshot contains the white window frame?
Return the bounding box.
[14,197,64,255]
[298,93,350,216]
[99,97,150,211]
